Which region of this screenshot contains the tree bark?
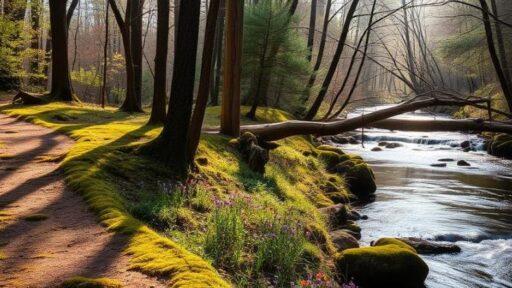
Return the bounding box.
[220,0,244,137]
[241,98,490,141]
[188,0,221,162]
[100,0,110,109]
[148,0,170,124]
[490,0,511,88]
[109,0,142,112]
[131,0,144,107]
[307,0,317,62]
[304,0,359,120]
[479,0,512,112]
[49,0,75,101]
[210,0,225,106]
[141,0,201,177]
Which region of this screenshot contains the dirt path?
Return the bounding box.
[0,114,166,288]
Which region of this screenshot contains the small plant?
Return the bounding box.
[293,272,342,288]
[190,186,213,212]
[204,204,245,268]
[254,219,306,287]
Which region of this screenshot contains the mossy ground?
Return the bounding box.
[0,102,350,287]
[61,276,122,288]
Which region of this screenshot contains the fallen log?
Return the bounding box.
[240,98,494,141]
[368,118,512,134]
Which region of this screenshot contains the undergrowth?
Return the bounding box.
[0,102,349,287]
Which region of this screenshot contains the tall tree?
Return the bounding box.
[307,0,317,62]
[109,0,142,112]
[246,0,299,120]
[49,0,75,101]
[141,0,201,177]
[220,0,244,137]
[303,0,332,107]
[188,0,221,162]
[131,0,144,107]
[149,0,170,124]
[490,0,511,88]
[479,0,512,111]
[210,0,225,106]
[304,0,359,120]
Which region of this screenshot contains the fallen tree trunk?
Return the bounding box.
[369,118,512,134]
[240,98,500,141]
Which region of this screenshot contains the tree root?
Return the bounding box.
[12,91,47,105]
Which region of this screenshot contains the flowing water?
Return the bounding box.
[330,106,512,288]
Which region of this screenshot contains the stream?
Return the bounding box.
[331,106,512,288]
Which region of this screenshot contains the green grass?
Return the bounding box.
[0,102,350,287]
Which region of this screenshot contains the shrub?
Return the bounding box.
[204,205,245,268]
[254,220,306,286]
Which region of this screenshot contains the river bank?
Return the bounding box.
[324,107,512,288]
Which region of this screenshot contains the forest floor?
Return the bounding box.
[0,113,166,287]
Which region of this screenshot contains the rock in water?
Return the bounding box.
[461,140,471,149]
[457,160,471,167]
[335,238,429,287]
[385,142,403,149]
[398,237,461,255]
[371,147,382,152]
[430,163,447,167]
[438,158,455,162]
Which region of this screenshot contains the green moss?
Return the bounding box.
[61,276,122,288]
[488,134,512,159]
[335,239,429,287]
[1,103,343,286]
[317,151,341,168]
[374,238,417,253]
[23,214,48,222]
[316,145,345,155]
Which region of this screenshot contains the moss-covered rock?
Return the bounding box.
[317,145,345,155]
[318,151,342,168]
[343,162,376,199]
[487,133,512,159]
[335,239,429,287]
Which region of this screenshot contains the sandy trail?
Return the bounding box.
[0,114,166,288]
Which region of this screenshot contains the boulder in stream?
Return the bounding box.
[431,163,447,167]
[457,160,471,167]
[398,237,461,255]
[487,134,512,160]
[385,142,403,149]
[335,238,429,287]
[371,147,383,152]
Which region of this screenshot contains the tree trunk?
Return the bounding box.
[241,98,490,141]
[49,0,75,101]
[307,0,317,62]
[188,0,221,162]
[304,0,359,120]
[148,0,170,124]
[131,0,144,107]
[100,0,110,109]
[490,0,511,88]
[109,0,142,112]
[210,0,225,106]
[29,0,41,86]
[479,0,512,112]
[220,0,244,137]
[141,0,201,177]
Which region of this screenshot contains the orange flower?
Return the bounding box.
[300,279,311,287]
